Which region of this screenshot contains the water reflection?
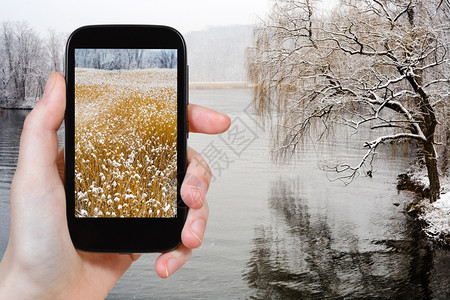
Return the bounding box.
[0,109,30,191]
[244,179,449,299]
[0,109,30,255]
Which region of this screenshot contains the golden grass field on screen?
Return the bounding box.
[75,68,177,218]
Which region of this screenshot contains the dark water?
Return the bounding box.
[0,90,449,299]
[0,109,30,255]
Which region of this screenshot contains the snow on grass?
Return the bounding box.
[419,191,450,241]
[406,164,450,243]
[408,167,430,191]
[74,68,177,218]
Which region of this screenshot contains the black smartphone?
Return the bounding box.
[65,25,188,252]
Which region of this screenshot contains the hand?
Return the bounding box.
[0,72,230,299]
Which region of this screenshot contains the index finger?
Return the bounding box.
[188,104,231,134]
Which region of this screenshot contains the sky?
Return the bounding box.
[0,0,272,35]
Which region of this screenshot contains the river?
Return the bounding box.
[0,89,449,299]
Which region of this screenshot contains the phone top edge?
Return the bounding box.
[67,24,186,44]
[66,25,187,59]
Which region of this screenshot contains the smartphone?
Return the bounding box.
[65,25,188,252]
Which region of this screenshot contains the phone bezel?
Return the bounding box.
[65,25,188,252]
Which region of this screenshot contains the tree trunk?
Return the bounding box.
[16,74,26,101]
[404,70,440,202]
[423,138,440,202]
[442,107,450,175]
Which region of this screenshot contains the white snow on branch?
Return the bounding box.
[364,132,425,149]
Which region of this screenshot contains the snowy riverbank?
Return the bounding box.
[402,166,450,246]
[1,97,39,109]
[419,192,450,246]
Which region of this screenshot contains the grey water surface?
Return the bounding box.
[0,89,449,299]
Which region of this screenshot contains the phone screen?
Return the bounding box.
[74,49,177,218]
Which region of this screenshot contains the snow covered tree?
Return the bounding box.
[247,0,449,202]
[156,50,176,69]
[0,21,46,106]
[46,29,65,73]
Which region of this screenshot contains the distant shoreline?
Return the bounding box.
[0,82,253,109]
[189,81,252,90]
[0,107,33,110]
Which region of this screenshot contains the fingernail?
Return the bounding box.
[191,219,204,243]
[164,264,169,278]
[43,73,56,97]
[166,258,178,277]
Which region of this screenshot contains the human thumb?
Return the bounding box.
[11,72,66,205]
[15,72,66,174]
[8,72,67,255]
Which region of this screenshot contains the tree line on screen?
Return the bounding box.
[75,49,176,70]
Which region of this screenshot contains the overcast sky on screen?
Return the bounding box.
[0,0,272,34]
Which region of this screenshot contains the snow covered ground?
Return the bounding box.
[419,177,450,244]
[2,96,39,109]
[408,167,450,245]
[419,191,450,241]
